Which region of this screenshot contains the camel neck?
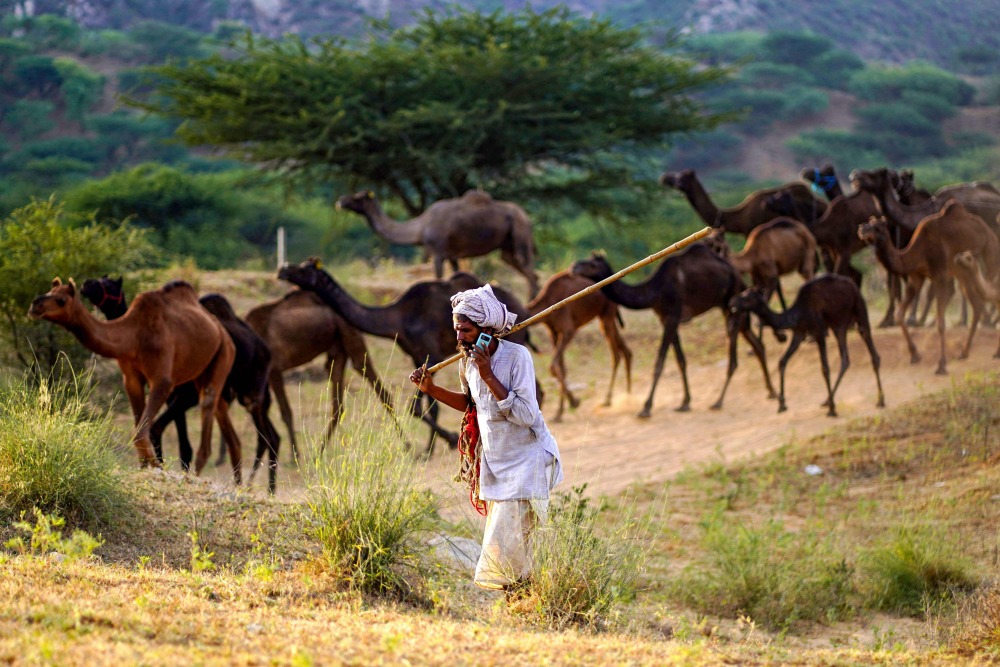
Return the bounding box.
[60,306,137,359]
[360,201,423,246]
[305,272,404,339]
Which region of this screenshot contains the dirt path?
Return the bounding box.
[418,319,1000,510]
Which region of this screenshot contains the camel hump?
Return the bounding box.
[460,189,495,206]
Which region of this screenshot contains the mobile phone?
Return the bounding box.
[475,332,493,350]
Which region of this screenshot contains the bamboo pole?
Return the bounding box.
[426,225,713,374]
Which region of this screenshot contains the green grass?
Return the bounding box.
[0,365,137,531]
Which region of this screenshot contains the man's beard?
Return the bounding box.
[456,339,474,354]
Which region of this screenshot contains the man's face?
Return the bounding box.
[453,316,482,353]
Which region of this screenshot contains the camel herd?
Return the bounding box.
[26,165,1000,492]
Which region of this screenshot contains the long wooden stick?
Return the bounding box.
[426,225,713,374]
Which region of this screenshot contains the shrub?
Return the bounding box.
[859,526,978,617]
[809,50,865,90]
[302,388,436,598]
[53,58,105,121]
[848,62,975,107]
[0,196,154,371]
[0,367,136,531]
[2,99,55,141]
[523,484,648,629]
[671,516,857,630]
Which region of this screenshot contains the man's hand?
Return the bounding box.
[409,364,435,393]
[467,341,493,377]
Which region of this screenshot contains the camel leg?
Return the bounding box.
[856,314,886,408]
[502,241,540,298]
[213,399,243,486]
[150,386,198,471]
[246,391,281,494]
[432,255,445,279]
[814,333,837,417]
[957,286,984,361]
[549,330,576,422]
[826,329,852,416]
[897,279,922,366]
[881,270,899,328]
[932,279,954,375]
[776,333,805,413]
[599,314,632,405]
[136,380,174,469]
[324,353,349,452]
[711,312,739,410]
[269,370,298,465]
[410,390,457,456]
[639,325,675,419]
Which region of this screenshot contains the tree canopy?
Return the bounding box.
[131,7,727,214]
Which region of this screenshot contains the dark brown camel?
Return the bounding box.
[29,278,242,483]
[709,218,817,312]
[953,250,1000,358]
[525,270,632,422]
[243,289,396,460]
[728,275,885,417]
[81,277,282,492]
[336,190,539,297]
[659,168,827,235]
[858,203,1000,374]
[570,246,776,418]
[276,259,537,454]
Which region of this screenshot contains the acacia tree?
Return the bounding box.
[131,8,727,215]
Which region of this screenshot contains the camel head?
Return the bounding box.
[849,168,889,195]
[954,250,978,273]
[800,164,838,196]
[728,286,767,316]
[570,251,613,282]
[335,190,378,215]
[278,257,327,292]
[764,191,797,218]
[857,216,889,246]
[703,229,731,258]
[28,277,81,322]
[80,275,124,311]
[658,168,695,191]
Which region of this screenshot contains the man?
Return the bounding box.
[409,284,562,591]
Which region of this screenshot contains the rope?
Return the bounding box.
[456,404,487,516]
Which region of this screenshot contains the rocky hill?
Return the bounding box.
[21,0,1000,68]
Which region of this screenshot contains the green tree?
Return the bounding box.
[760,30,833,67]
[53,58,104,121]
[130,7,726,215]
[0,196,154,371]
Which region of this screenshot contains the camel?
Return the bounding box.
[336,190,540,297]
[243,289,396,460]
[728,276,885,417]
[953,250,1000,358]
[851,167,1000,239]
[708,218,817,312]
[659,168,827,235]
[525,270,632,422]
[276,259,537,454]
[570,246,776,418]
[81,277,282,492]
[29,278,242,483]
[857,203,1000,374]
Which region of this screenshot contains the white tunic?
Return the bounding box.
[459,340,563,501]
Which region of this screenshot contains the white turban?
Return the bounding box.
[450,284,517,335]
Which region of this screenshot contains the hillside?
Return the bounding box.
[29,0,1000,67]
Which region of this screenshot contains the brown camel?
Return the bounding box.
[571,246,776,418]
[28,278,243,482]
[525,270,633,422]
[728,276,885,417]
[857,203,1000,374]
[659,168,827,235]
[953,250,1000,359]
[276,259,537,454]
[336,190,539,297]
[243,289,395,460]
[709,218,817,312]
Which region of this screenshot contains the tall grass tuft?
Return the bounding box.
[950,583,1000,655]
[859,525,978,616]
[0,365,136,530]
[524,484,649,629]
[301,384,437,599]
[670,515,856,630]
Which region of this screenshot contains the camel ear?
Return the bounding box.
[67,278,77,296]
[113,277,123,287]
[51,277,62,287]
[366,191,374,199]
